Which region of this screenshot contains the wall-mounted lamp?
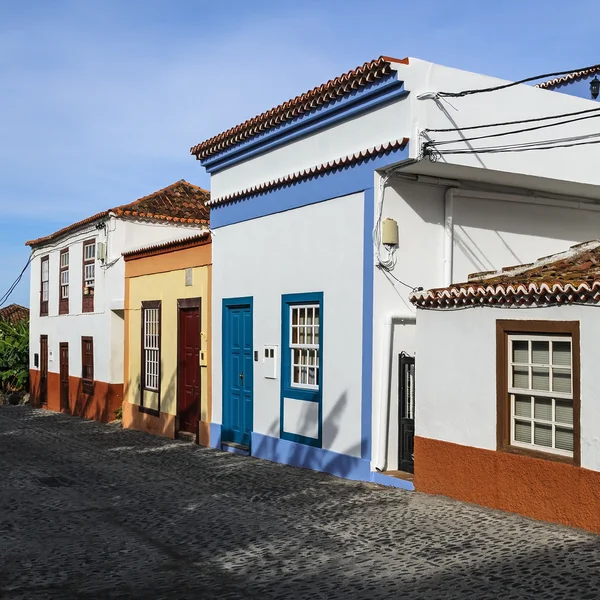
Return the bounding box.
[591,76,600,100]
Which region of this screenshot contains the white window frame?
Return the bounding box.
[508,334,573,458]
[143,307,160,392]
[289,303,320,390]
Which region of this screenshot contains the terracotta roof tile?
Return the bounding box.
[208,139,410,207]
[190,56,408,160]
[411,240,600,308]
[0,304,29,324]
[26,180,210,247]
[122,231,211,260]
[536,66,600,89]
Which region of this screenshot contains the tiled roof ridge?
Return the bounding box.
[0,304,29,324]
[536,66,600,89]
[208,138,410,207]
[190,56,409,160]
[411,240,600,308]
[26,180,210,247]
[122,230,210,259]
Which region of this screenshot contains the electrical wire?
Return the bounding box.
[424,105,600,134]
[427,111,600,147]
[438,63,600,98]
[0,255,32,309]
[430,134,600,156]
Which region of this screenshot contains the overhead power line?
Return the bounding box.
[424,105,600,134]
[429,134,600,157]
[428,111,600,148]
[0,255,32,309]
[438,63,600,98]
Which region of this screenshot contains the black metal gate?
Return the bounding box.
[398,353,415,473]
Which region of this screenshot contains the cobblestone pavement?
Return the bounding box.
[2,407,600,599]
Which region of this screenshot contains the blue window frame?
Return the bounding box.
[280,292,323,447]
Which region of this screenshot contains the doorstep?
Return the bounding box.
[221,441,250,456]
[371,469,415,491]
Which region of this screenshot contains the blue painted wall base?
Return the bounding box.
[209,422,222,449]
[209,426,415,490]
[252,432,371,481]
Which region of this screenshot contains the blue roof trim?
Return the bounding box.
[202,75,407,174]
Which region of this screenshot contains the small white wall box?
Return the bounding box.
[263,345,278,379]
[97,241,107,261]
[382,218,399,246]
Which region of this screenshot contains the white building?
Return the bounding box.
[410,240,600,534]
[26,180,209,422]
[191,56,600,488]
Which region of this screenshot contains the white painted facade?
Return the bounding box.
[29,217,204,386]
[202,55,600,482]
[212,193,365,457]
[414,305,600,472]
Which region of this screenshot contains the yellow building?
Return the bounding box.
[122,233,212,446]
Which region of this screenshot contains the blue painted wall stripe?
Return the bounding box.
[361,187,374,461]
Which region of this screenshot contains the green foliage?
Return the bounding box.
[114,405,122,420]
[0,318,29,393]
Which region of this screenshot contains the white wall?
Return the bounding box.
[212,193,365,457]
[404,57,600,188]
[29,217,205,384]
[415,305,600,472]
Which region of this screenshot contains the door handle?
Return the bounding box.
[239,372,244,382]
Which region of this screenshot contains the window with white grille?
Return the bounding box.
[60,250,69,299]
[143,305,160,391]
[509,335,573,457]
[40,256,49,316]
[290,304,320,389]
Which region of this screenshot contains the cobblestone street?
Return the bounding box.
[2,406,600,599]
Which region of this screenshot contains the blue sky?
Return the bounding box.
[1,0,597,307]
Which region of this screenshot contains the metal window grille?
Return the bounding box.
[143,308,160,391]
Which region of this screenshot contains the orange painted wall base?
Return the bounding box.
[29,369,123,423]
[415,436,600,534]
[122,400,176,439]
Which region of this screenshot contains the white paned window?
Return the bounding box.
[41,258,49,302]
[509,335,573,457]
[290,304,320,389]
[84,242,96,261]
[60,270,69,298]
[84,263,95,288]
[143,307,160,391]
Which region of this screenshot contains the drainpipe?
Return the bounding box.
[375,313,414,472]
[443,188,457,287]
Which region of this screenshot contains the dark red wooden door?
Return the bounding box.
[59,343,69,411]
[178,307,200,434]
[40,335,48,406]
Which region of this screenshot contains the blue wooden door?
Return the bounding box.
[222,300,253,446]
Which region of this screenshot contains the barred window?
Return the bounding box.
[142,303,161,391]
[40,256,49,316]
